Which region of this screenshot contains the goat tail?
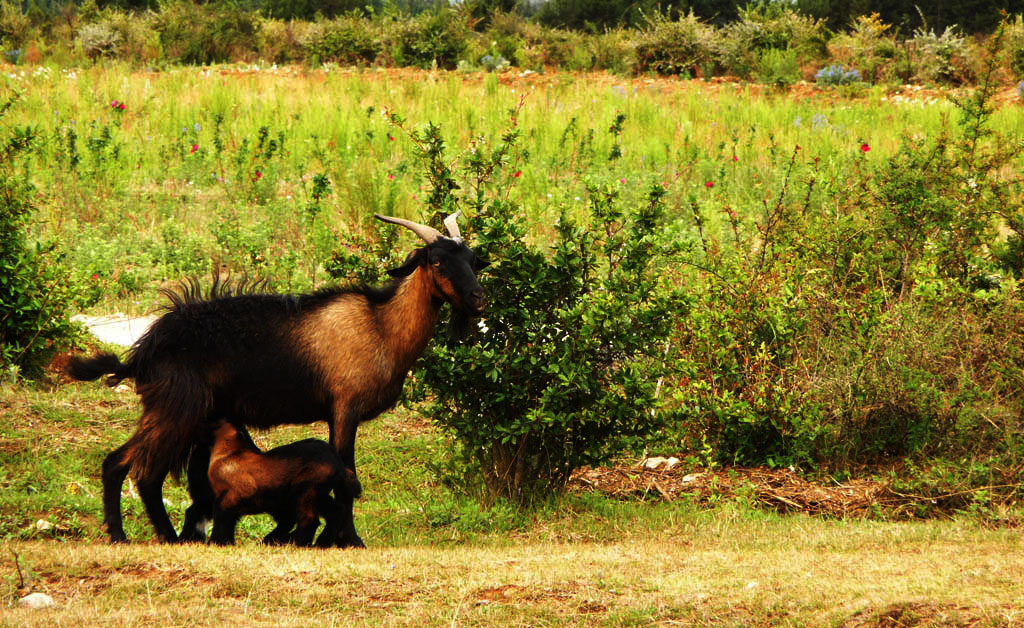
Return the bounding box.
[67,352,134,386]
[128,368,214,482]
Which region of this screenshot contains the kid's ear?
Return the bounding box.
[387,248,428,278]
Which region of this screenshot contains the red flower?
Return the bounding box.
[119,103,126,110]
[705,181,714,188]
[190,144,199,153]
[111,100,119,108]
[254,170,263,180]
[513,170,522,178]
[860,143,870,152]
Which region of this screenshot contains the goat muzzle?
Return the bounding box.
[467,289,486,315]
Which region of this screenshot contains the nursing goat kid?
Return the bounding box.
[206,421,350,547]
[68,213,487,547]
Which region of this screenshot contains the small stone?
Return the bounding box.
[35,519,53,532]
[642,456,682,470]
[18,592,55,609]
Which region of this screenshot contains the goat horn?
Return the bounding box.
[374,214,442,244]
[442,211,463,241]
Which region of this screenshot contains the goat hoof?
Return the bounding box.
[337,535,365,549]
[177,530,206,543]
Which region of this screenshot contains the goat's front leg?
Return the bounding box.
[330,409,364,548]
[209,508,238,545]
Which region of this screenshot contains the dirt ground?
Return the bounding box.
[568,462,1022,524]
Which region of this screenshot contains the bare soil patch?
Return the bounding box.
[569,464,1021,523]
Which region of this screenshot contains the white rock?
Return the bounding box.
[18,593,55,609]
[681,473,704,483]
[35,519,53,531]
[641,456,682,470]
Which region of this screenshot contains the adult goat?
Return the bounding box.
[68,212,487,546]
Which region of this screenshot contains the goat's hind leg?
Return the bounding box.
[264,509,296,545]
[137,469,177,543]
[179,444,214,543]
[290,489,321,547]
[101,443,132,543]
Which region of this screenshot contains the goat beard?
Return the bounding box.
[446,311,472,343]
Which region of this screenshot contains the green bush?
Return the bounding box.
[0,0,31,52]
[716,4,828,79]
[633,10,716,77]
[906,22,974,85]
[828,12,897,84]
[1006,14,1024,76]
[391,113,685,503]
[0,95,76,380]
[77,21,122,59]
[757,47,800,87]
[670,28,1024,468]
[386,9,470,70]
[157,0,258,65]
[254,17,306,64]
[303,14,380,66]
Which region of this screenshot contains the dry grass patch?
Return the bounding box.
[3,516,1023,627]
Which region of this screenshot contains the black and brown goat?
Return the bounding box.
[68,213,487,546]
[206,421,349,547]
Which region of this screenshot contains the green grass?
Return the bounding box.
[2,379,1024,626]
[10,65,1024,313]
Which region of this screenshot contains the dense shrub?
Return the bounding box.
[1007,14,1024,76]
[828,12,897,84]
[77,10,160,62]
[716,4,828,79]
[255,17,308,64]
[386,9,470,70]
[77,21,121,58]
[756,47,800,87]
[906,22,975,85]
[261,0,363,21]
[0,96,77,380]
[379,112,685,503]
[669,29,1024,468]
[0,0,31,52]
[633,10,716,77]
[156,0,258,65]
[302,14,380,66]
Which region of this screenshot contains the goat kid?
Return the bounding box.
[68,212,487,546]
[206,421,349,547]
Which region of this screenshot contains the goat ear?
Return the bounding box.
[387,248,427,278]
[474,257,490,272]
